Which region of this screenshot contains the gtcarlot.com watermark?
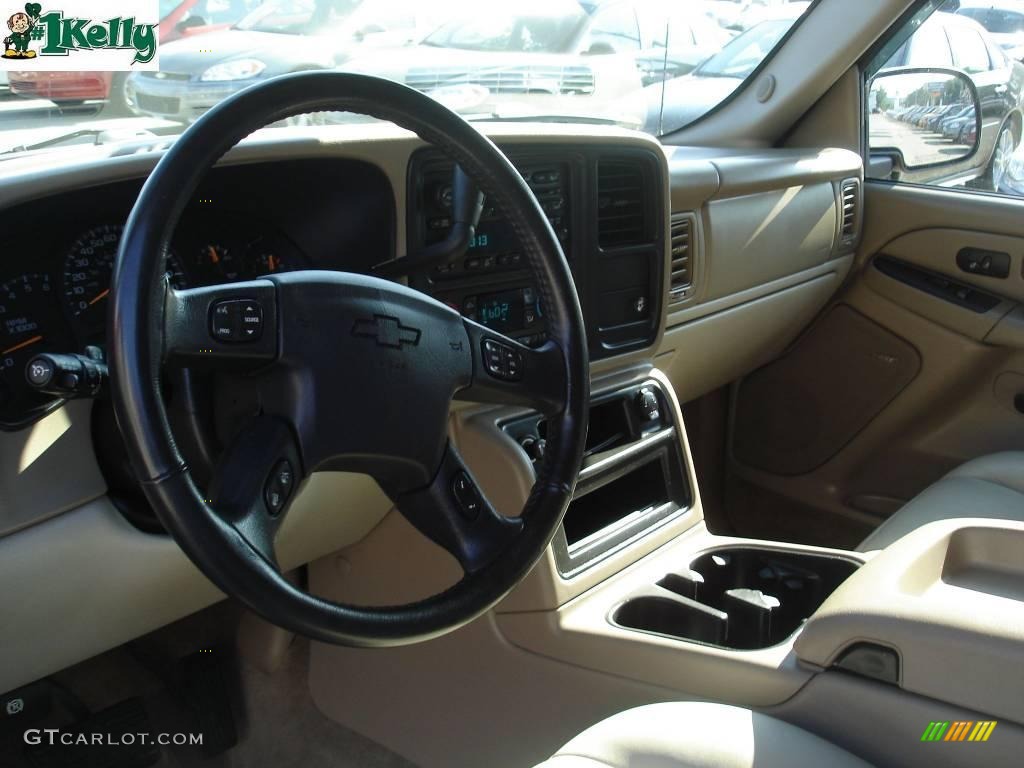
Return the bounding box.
[24,729,203,747]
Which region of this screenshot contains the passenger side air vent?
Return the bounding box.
[840,179,861,244]
[597,160,650,249]
[669,213,696,303]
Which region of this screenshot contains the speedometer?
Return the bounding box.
[62,224,187,338]
[62,224,122,337]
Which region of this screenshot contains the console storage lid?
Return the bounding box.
[795,519,1024,725]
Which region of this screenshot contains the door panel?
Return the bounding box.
[724,181,1024,548]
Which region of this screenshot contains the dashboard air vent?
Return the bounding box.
[840,179,860,243]
[669,213,695,303]
[597,160,649,249]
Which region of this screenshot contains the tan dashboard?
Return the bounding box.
[0,123,862,694]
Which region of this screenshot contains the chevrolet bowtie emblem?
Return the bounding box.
[352,315,421,349]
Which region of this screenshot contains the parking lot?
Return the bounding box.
[869,111,975,167]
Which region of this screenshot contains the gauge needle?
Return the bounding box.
[208,245,220,264]
[88,287,110,306]
[2,334,43,356]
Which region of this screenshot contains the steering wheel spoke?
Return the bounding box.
[457,318,568,415]
[394,441,523,574]
[207,415,304,565]
[163,280,278,368]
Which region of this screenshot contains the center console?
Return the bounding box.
[406,146,666,360]
[504,379,691,577]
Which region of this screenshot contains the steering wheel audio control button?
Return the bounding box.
[451,471,482,520]
[210,299,264,343]
[481,338,524,382]
[240,303,264,340]
[264,459,295,517]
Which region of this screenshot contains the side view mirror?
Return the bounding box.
[868,67,981,174]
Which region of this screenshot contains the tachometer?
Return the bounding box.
[63,224,187,337]
[0,273,72,427]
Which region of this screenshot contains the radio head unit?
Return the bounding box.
[406,146,665,360]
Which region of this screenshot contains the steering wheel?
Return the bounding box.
[109,73,589,647]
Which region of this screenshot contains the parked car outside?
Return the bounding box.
[339,0,732,128]
[997,130,1024,192]
[644,2,808,133]
[881,11,1024,189]
[958,0,1024,62]
[6,0,251,113]
[939,103,978,139]
[702,0,779,32]
[128,0,451,123]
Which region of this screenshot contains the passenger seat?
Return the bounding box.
[858,452,1024,552]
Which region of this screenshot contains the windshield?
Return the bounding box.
[695,18,793,78]
[0,0,813,158]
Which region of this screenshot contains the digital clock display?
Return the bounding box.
[477,288,528,332]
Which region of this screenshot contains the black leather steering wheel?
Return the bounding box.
[109,72,589,647]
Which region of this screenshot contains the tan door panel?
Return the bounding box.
[879,229,1024,303]
[725,182,1024,548]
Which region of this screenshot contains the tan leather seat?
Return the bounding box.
[533,702,871,767]
[857,452,1024,552]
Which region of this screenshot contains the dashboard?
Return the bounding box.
[0,158,395,429]
[0,144,668,432]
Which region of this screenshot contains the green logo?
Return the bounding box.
[3,3,157,64]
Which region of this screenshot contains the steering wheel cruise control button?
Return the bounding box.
[210,299,263,343]
[264,459,294,517]
[481,338,524,382]
[451,470,482,520]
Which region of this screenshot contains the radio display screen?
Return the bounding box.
[467,220,516,254]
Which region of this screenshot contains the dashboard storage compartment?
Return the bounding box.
[563,458,671,547]
[615,547,859,649]
[526,380,692,577]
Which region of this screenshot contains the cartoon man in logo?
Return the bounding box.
[3,3,42,59]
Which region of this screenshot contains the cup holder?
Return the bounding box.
[612,547,860,649]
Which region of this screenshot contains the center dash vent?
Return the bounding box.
[669,213,695,303]
[840,179,860,243]
[597,160,650,249]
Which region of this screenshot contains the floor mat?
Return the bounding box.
[1,603,416,768]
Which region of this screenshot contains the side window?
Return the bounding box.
[584,5,641,53]
[947,25,993,73]
[866,5,1024,199]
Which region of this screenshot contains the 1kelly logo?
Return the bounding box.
[3,2,157,64]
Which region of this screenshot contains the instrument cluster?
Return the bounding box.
[0,215,304,429]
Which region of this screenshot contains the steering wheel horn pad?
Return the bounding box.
[109,72,589,647]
